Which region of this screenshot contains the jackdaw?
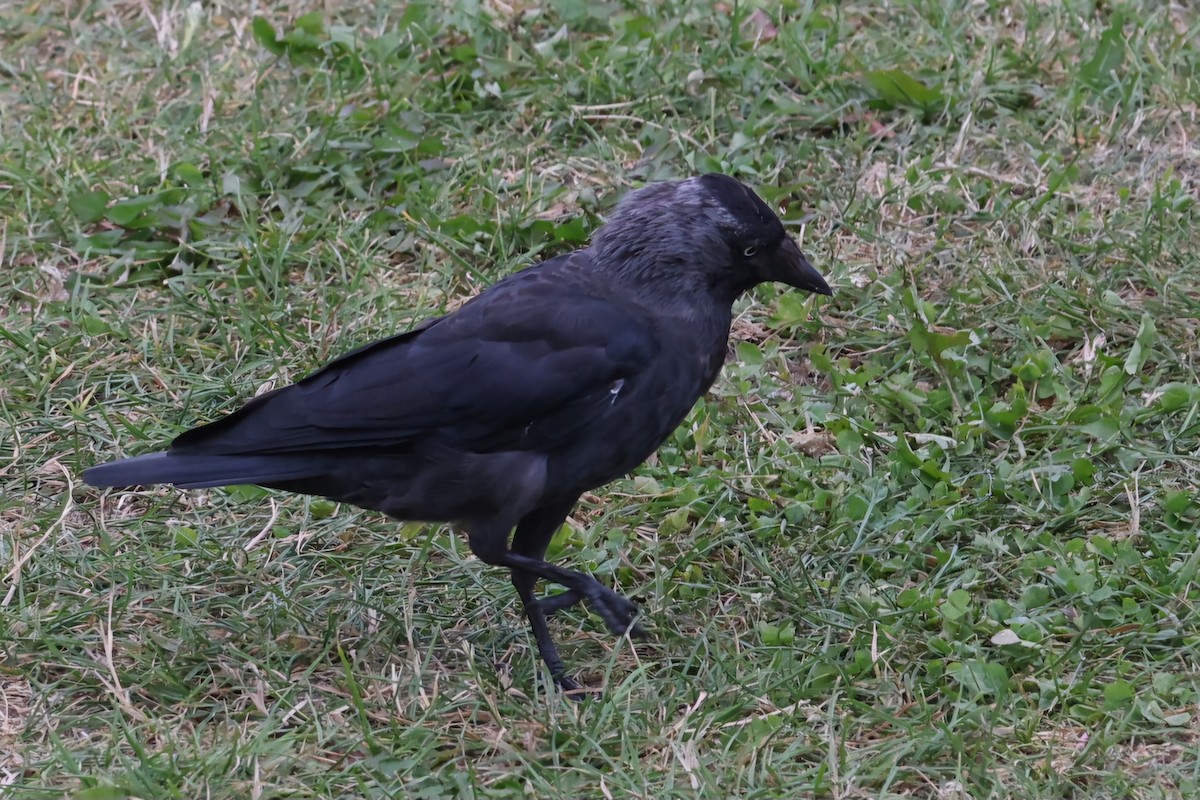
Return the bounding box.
[84,173,832,694]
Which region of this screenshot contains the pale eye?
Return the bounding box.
[743,245,757,257]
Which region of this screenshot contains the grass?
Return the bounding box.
[2,0,1199,797]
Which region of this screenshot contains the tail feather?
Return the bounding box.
[83,451,320,489]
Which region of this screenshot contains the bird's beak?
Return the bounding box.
[775,237,832,296]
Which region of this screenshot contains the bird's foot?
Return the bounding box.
[586,584,646,638]
[553,672,600,702]
[538,589,583,616]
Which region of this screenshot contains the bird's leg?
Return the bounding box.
[469,503,643,696]
[510,569,588,695]
[500,551,645,639]
[507,500,589,694]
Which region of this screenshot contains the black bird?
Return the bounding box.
[84,173,831,693]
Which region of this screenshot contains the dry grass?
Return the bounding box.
[2,1,1199,798]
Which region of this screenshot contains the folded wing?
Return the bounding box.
[167,255,658,458]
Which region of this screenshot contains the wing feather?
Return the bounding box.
[169,253,657,456]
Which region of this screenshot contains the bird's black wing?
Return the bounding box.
[169,254,658,456]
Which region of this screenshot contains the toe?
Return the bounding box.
[556,674,600,701]
[594,593,639,635]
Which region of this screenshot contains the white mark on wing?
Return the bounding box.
[609,379,624,405]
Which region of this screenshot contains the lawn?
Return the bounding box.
[2,1,1199,797]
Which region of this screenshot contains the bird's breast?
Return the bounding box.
[540,351,725,496]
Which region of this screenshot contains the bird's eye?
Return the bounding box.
[743,245,757,258]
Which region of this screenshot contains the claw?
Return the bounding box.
[586,584,641,636]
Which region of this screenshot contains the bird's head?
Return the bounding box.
[592,173,831,304]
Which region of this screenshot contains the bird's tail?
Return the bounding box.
[83,451,320,490]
